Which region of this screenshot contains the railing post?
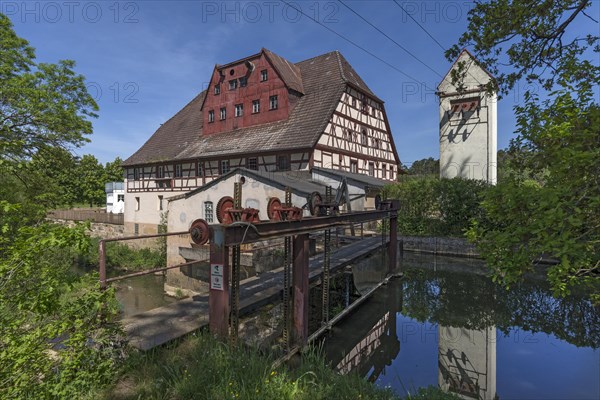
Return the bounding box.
[388,200,399,274]
[209,225,230,338]
[99,240,107,290]
[292,233,310,345]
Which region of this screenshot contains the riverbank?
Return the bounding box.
[96,332,460,400]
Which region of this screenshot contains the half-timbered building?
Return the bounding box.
[122,49,401,236]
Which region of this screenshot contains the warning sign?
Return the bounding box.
[211,264,224,291]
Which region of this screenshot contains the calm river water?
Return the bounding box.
[322,252,600,399]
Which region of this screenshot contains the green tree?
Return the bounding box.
[407,157,439,176]
[105,156,124,183]
[450,1,599,300]
[0,13,97,189]
[77,154,107,207]
[0,14,123,398]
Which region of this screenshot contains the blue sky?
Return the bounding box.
[3,0,599,165]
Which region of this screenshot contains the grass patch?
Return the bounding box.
[97,332,460,400]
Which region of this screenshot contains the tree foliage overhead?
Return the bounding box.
[447,0,599,95]
[449,1,599,300]
[0,13,98,170]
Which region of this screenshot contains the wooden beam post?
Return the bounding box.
[209,225,230,338]
[292,233,310,345]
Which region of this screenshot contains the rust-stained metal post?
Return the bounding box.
[209,225,230,338]
[99,240,107,289]
[292,233,310,345]
[388,200,399,274]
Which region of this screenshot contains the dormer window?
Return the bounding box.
[208,110,215,123]
[269,95,278,110]
[214,84,220,95]
[239,76,247,87]
[220,107,226,120]
[229,79,237,90]
[235,103,243,117]
[261,69,268,81]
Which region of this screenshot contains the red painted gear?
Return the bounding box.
[189,219,210,245]
[216,196,234,224]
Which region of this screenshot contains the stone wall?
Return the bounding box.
[50,219,125,240]
[400,236,479,258]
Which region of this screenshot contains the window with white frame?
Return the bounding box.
[269,95,278,110]
[235,103,243,117]
[204,201,214,223]
[220,107,226,120]
[252,99,260,113]
[260,69,268,81]
[214,84,220,95]
[175,164,182,178]
[229,79,237,90]
[208,110,215,123]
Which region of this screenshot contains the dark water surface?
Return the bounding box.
[322,252,600,400]
[113,273,174,318]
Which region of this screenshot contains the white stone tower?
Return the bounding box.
[437,50,497,184]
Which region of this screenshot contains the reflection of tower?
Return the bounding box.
[437,49,497,184]
[438,326,497,400]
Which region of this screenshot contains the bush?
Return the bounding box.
[78,238,165,273]
[383,177,489,237]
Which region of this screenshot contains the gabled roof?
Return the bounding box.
[263,48,304,94]
[312,167,388,189]
[437,48,496,92]
[123,50,381,167]
[170,167,335,202]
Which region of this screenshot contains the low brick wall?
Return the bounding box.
[399,236,480,258]
[48,209,124,225]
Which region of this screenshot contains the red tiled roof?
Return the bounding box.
[123,50,379,166]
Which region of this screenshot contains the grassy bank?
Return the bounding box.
[98,332,460,400]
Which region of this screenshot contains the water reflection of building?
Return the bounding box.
[325,259,402,381]
[438,326,498,400]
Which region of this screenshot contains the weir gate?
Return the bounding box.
[99,187,399,351]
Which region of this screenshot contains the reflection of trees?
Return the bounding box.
[401,268,600,348]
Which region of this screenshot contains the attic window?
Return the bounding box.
[229,79,237,90]
[261,69,268,81]
[174,164,182,178]
[157,165,164,178]
[239,76,247,87]
[277,155,290,171]
[214,85,220,95]
[269,95,278,110]
[247,157,258,170]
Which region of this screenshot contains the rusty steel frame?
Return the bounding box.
[214,208,397,247]
[99,230,190,289]
[208,201,400,345]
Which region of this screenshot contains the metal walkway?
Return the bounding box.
[122,236,388,350]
